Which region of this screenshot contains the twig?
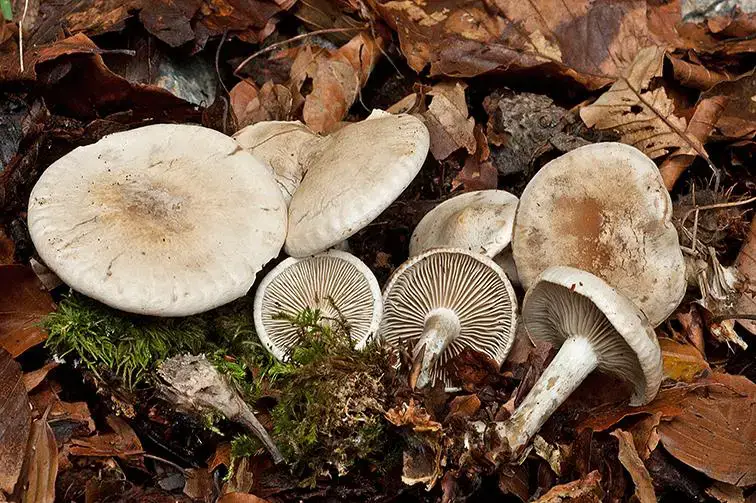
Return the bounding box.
[215,29,229,95]
[711,314,756,323]
[143,453,186,474]
[18,0,29,73]
[234,26,367,76]
[681,195,756,230]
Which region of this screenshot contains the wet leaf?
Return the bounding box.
[659,338,710,382]
[658,373,756,486]
[0,349,31,495]
[0,265,55,357]
[13,408,58,503]
[611,429,656,503]
[735,215,756,335]
[533,470,603,503]
[580,46,703,159]
[70,416,143,461]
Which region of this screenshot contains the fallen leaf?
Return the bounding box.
[0,229,14,265]
[706,481,745,503]
[658,373,756,486]
[217,493,270,503]
[676,307,706,356]
[422,81,476,161]
[208,443,232,472]
[735,215,756,335]
[0,349,31,496]
[70,416,143,460]
[22,362,59,392]
[703,70,756,140]
[446,348,501,390]
[445,394,481,421]
[386,399,441,432]
[0,265,56,357]
[532,436,563,476]
[611,429,656,503]
[659,338,710,382]
[580,46,703,160]
[231,80,293,127]
[13,408,57,503]
[668,55,734,90]
[533,470,603,503]
[498,465,529,502]
[183,468,212,503]
[628,412,662,460]
[29,383,94,437]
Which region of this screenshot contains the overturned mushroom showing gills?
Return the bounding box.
[381,248,517,389]
[27,124,287,316]
[410,189,520,283]
[234,121,322,204]
[254,250,382,361]
[512,142,685,326]
[284,110,430,257]
[489,266,662,462]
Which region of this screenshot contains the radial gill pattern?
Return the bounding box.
[380,249,517,387]
[523,282,645,388]
[255,251,382,361]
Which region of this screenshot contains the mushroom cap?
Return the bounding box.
[512,142,685,326]
[523,266,662,406]
[380,248,517,387]
[409,190,519,258]
[28,124,287,316]
[285,110,430,257]
[233,121,321,204]
[253,250,382,361]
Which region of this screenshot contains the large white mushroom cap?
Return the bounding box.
[512,142,686,326]
[27,124,287,316]
[285,110,430,257]
[253,250,382,361]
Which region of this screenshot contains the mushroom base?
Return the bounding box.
[491,335,598,463]
[410,308,461,389]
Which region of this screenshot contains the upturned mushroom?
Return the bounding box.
[380,248,517,389]
[254,250,382,360]
[486,265,662,462]
[234,121,322,204]
[27,124,287,316]
[512,142,686,326]
[236,110,429,257]
[409,189,521,284]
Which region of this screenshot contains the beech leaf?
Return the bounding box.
[0,265,56,357]
[611,429,657,503]
[0,349,32,496]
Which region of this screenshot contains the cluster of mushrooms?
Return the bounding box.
[27,109,686,464]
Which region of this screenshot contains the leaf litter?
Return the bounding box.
[0,0,755,501]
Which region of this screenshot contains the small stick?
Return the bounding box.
[18,0,29,73]
[680,196,756,230]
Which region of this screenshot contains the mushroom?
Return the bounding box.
[488,265,662,462]
[27,124,287,316]
[409,189,521,284]
[380,248,517,389]
[284,110,430,257]
[234,121,322,204]
[254,250,382,361]
[512,142,686,326]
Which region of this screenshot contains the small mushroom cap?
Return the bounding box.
[380,248,517,387]
[512,142,686,326]
[28,124,287,316]
[523,266,662,406]
[253,250,382,361]
[285,110,430,257]
[234,121,321,204]
[409,190,519,258]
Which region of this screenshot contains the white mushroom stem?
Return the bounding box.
[410,308,460,389]
[493,336,598,461]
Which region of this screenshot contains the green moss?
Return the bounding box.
[269,308,392,483]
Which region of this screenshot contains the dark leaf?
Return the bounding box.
[0,265,55,357]
[0,348,31,495]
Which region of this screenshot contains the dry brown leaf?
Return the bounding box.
[183,468,213,503]
[611,429,656,503]
[13,409,57,503]
[208,443,232,472]
[217,493,270,503]
[385,399,441,432]
[0,265,56,357]
[659,338,710,382]
[706,481,745,503]
[0,230,14,265]
[658,373,756,487]
[628,412,662,460]
[580,46,702,160]
[70,416,143,460]
[668,55,734,90]
[29,383,94,435]
[735,215,756,335]
[422,81,476,161]
[445,394,481,420]
[704,71,756,140]
[533,470,603,503]
[498,465,529,502]
[22,362,59,393]
[0,349,31,496]
[676,307,706,356]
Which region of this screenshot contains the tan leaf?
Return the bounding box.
[422,81,476,161]
[13,409,57,503]
[0,349,32,495]
[628,412,662,460]
[580,46,702,159]
[705,70,756,140]
[611,429,657,503]
[183,468,213,503]
[0,265,56,357]
[230,80,259,124]
[70,416,143,460]
[533,470,603,503]
[445,394,481,420]
[735,215,756,335]
[22,362,59,393]
[385,399,441,432]
[668,55,734,90]
[706,481,745,503]
[658,373,756,487]
[208,442,232,472]
[29,383,94,435]
[217,493,270,503]
[659,338,710,382]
